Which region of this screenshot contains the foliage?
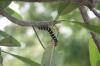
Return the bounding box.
[89,36,100,66]
[0,0,11,9]
[0,30,20,47]
[2,51,41,66]
[0,0,100,66]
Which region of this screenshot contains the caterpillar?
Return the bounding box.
[38,26,57,46]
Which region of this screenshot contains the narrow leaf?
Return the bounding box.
[0,36,20,47]
[58,2,69,15]
[4,7,22,19]
[96,4,100,10]
[2,51,41,66]
[0,48,3,66]
[58,2,79,16]
[4,7,14,15]
[0,0,11,9]
[65,20,100,34]
[0,30,9,37]
[89,36,100,66]
[41,45,60,66]
[0,30,20,47]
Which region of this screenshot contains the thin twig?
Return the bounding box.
[79,5,100,52]
[32,26,45,49]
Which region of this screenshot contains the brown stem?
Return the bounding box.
[13,0,69,2]
[0,10,56,27]
[79,5,100,52]
[11,0,100,3]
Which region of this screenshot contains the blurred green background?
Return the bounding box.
[0,1,95,66]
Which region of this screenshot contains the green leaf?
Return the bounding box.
[41,45,60,66]
[89,36,100,66]
[0,48,3,66]
[4,7,22,19]
[58,2,79,16]
[0,30,20,47]
[73,21,100,34]
[0,0,11,9]
[96,3,100,10]
[63,20,100,34]
[4,7,14,15]
[97,60,100,66]
[0,30,9,37]
[2,51,41,66]
[0,36,20,47]
[58,2,69,15]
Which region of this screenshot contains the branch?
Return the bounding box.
[91,8,100,19]
[0,10,56,27]
[12,0,100,3]
[13,0,71,2]
[13,0,63,2]
[79,5,100,52]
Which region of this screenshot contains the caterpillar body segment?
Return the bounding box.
[38,26,57,46]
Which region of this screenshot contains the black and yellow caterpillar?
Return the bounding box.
[38,26,57,46]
